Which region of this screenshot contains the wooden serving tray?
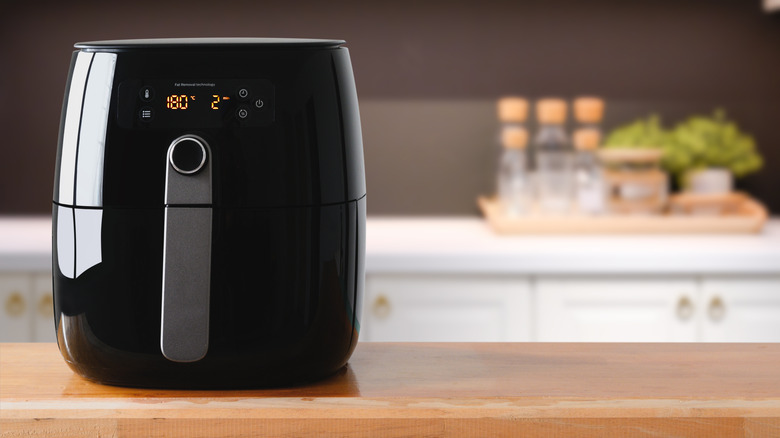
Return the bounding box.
[478,195,768,234]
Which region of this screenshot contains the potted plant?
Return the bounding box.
[604,110,763,193]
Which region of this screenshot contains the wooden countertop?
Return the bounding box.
[2,343,780,437]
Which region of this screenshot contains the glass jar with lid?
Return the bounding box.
[598,148,668,215]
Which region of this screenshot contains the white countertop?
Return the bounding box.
[0,217,51,272]
[366,217,780,275]
[2,216,780,274]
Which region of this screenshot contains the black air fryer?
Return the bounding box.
[52,38,366,388]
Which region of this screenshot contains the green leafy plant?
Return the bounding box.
[602,114,682,171]
[604,110,763,180]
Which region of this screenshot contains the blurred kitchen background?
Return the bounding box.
[1,0,779,343]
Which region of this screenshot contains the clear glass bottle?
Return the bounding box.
[573,97,606,215]
[573,131,604,215]
[497,127,532,216]
[534,99,573,214]
[496,97,530,168]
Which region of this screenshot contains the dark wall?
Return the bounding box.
[1,0,779,215]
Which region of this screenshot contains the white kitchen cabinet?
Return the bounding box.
[535,276,780,342]
[363,274,531,342]
[700,276,780,342]
[0,272,53,342]
[0,274,33,342]
[362,274,780,343]
[32,273,56,342]
[535,277,699,342]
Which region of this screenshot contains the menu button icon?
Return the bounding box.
[139,107,153,121]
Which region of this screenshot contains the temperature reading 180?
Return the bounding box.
[165,94,231,110]
[166,94,190,110]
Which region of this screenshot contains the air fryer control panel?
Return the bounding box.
[117,78,275,129]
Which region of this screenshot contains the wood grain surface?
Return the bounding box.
[478,196,768,234]
[2,342,780,437]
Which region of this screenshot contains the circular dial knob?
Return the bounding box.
[169,136,208,175]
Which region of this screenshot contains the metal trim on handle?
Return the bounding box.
[168,136,207,175]
[165,135,212,205]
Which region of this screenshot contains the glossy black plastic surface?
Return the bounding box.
[53,44,365,208]
[53,199,364,388]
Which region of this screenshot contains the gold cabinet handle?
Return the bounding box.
[373,294,391,319]
[5,292,26,317]
[708,295,726,323]
[676,296,694,321]
[38,295,53,318]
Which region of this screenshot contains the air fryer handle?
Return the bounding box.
[161,135,212,363]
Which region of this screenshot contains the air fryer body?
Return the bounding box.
[52,39,366,388]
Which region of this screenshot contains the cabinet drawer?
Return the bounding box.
[536,277,699,342]
[701,276,780,342]
[364,275,530,342]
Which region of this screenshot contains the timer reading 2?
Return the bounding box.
[166,94,231,110]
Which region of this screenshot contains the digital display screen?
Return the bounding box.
[161,81,236,112]
[164,93,230,110]
[118,78,275,129]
